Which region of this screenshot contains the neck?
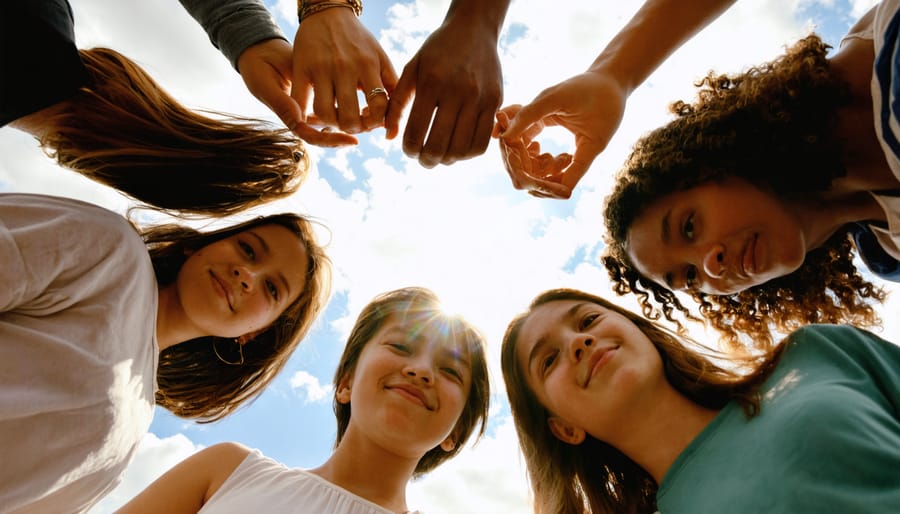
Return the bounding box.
[311,425,418,513]
[9,101,66,138]
[155,282,203,353]
[610,385,719,484]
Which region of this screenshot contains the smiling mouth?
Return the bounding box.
[584,347,618,387]
[209,271,234,312]
[743,234,758,276]
[387,384,433,410]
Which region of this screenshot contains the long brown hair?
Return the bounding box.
[37,48,307,217]
[332,287,490,477]
[603,35,883,350]
[501,288,785,514]
[146,213,332,421]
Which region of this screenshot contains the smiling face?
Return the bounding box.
[174,224,309,339]
[625,177,807,295]
[515,299,668,444]
[338,314,472,459]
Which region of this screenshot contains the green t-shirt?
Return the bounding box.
[657,324,900,514]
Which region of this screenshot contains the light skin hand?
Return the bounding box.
[385,19,503,168]
[237,37,357,147]
[494,71,627,199]
[291,8,397,141]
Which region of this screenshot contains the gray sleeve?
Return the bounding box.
[178,0,288,70]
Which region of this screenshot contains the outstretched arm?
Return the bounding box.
[114,443,250,514]
[497,0,736,199]
[385,0,512,168]
[178,0,355,146]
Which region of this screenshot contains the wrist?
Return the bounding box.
[297,0,362,24]
[441,0,509,40]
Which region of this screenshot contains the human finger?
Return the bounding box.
[402,89,438,161]
[438,104,480,166]
[503,94,554,140]
[311,76,339,128]
[292,122,358,147]
[334,73,363,134]
[466,109,496,159]
[361,85,389,131]
[419,101,460,167]
[385,64,416,140]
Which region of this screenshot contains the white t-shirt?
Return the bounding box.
[200,450,421,514]
[0,194,159,514]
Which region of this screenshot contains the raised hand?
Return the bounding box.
[290,8,397,145]
[495,71,628,199]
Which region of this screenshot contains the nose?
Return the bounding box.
[232,266,257,292]
[569,334,593,362]
[701,243,726,279]
[403,358,433,384]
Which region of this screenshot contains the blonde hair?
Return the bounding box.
[38,48,308,217]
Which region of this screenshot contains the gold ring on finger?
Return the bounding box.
[366,87,388,101]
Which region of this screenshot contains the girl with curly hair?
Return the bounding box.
[603,3,900,349]
[116,287,490,514]
[502,288,900,514]
[0,193,331,513]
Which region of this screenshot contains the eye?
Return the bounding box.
[239,241,256,260]
[265,280,279,301]
[682,214,695,240]
[685,265,698,290]
[441,366,464,383]
[388,342,411,354]
[578,313,599,330]
[541,350,559,375]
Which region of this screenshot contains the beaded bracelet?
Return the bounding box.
[297,0,362,23]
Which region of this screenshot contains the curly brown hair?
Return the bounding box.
[603,35,884,350]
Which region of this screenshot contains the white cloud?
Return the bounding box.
[408,414,531,513]
[290,370,335,403]
[5,1,898,513]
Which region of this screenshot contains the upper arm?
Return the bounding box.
[0,194,139,313]
[114,442,251,514]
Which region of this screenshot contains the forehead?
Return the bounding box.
[624,188,689,282]
[516,300,587,355]
[376,313,473,360]
[240,224,308,295]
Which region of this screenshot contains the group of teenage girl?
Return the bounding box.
[3,0,900,512]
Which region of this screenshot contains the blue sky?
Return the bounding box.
[1,0,896,512]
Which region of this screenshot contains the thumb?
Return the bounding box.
[561,141,603,191]
[266,90,305,134]
[503,93,553,140]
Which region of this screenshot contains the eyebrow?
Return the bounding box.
[525,302,586,376]
[660,210,676,288]
[248,231,292,300]
[661,208,672,245]
[382,326,472,367]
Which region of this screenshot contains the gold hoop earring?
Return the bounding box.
[213,338,245,365]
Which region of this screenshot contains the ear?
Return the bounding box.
[335,374,353,405]
[236,328,266,345]
[547,416,586,445]
[440,436,456,452]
